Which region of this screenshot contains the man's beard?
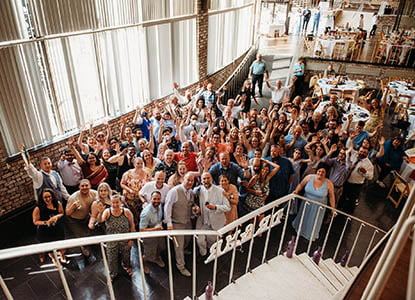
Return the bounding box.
[203,183,212,189]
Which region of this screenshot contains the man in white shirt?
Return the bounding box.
[23,154,70,203]
[265,80,293,108]
[217,98,243,119]
[339,146,374,213]
[57,148,82,195]
[194,173,230,256]
[139,171,170,205]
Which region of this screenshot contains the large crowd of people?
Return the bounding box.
[26,54,409,280]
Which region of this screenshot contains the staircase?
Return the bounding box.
[202,254,359,299]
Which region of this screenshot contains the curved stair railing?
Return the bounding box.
[0,194,387,300]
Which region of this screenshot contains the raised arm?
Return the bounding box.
[67,137,85,165]
[263,159,280,182]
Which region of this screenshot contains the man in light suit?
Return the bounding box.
[195,172,230,256]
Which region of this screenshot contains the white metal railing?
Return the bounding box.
[0,194,386,300]
[362,182,415,299]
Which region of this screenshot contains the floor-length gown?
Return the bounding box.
[292,175,328,241]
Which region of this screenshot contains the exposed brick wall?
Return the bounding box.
[0,44,249,219]
[196,0,209,80]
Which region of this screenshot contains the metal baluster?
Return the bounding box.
[407,230,415,300]
[166,236,174,300]
[136,238,147,300]
[346,224,365,267]
[228,226,240,285]
[333,217,351,261]
[53,249,73,300]
[262,207,275,264]
[363,230,378,260]
[212,235,220,295]
[0,274,13,300]
[100,243,115,300]
[293,202,310,255]
[245,216,257,274]
[277,198,292,255]
[192,235,197,300]
[307,207,324,255]
[321,212,337,257]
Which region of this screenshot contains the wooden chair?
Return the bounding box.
[332,42,346,60]
[387,171,412,208]
[329,88,343,98]
[387,46,402,65]
[349,40,362,61]
[373,42,387,63]
[396,94,412,109]
[343,90,358,103]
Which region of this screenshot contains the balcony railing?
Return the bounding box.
[0,193,387,300]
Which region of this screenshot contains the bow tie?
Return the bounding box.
[68,162,75,166]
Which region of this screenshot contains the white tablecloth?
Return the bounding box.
[400,148,415,184]
[314,38,353,58]
[318,79,363,100]
[389,81,415,105]
[316,101,370,130]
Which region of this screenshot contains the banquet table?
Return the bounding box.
[316,101,370,130]
[318,78,363,102]
[314,37,354,58]
[389,81,415,105]
[400,148,415,185]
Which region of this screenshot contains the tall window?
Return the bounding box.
[207,2,254,74]
[0,0,197,155]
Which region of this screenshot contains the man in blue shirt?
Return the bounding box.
[249,54,269,97]
[266,144,294,204]
[209,152,248,186]
[140,191,165,272]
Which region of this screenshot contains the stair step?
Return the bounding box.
[208,255,333,299]
[349,266,359,276]
[296,254,339,294]
[325,258,353,281]
[310,257,345,290]
[322,259,350,285]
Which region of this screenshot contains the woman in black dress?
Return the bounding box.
[236,80,258,114]
[32,188,65,263]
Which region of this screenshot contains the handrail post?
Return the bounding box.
[333,217,351,261]
[229,226,240,284]
[100,242,116,300]
[262,207,275,264]
[321,212,336,257]
[192,234,197,300]
[212,235,220,295]
[277,198,292,255]
[346,223,365,267]
[0,274,13,300]
[294,202,309,255]
[407,229,415,300]
[307,207,324,255]
[363,230,378,260]
[53,249,73,300]
[166,235,174,300]
[245,216,257,274]
[137,238,148,300]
